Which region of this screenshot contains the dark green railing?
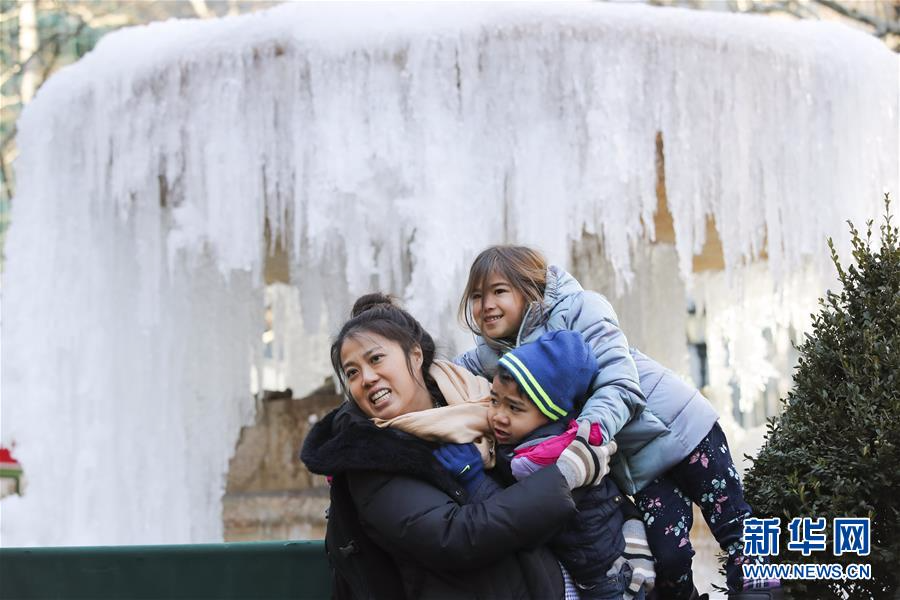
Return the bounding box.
[0,540,331,599]
[0,466,23,495]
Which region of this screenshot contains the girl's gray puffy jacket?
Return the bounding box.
[455,265,719,494]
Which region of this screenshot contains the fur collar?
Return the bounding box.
[301,402,462,497]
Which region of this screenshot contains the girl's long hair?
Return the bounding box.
[458,245,548,344]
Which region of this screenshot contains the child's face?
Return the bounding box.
[470,272,526,340]
[489,373,550,445]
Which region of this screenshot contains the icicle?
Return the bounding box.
[2,3,895,546]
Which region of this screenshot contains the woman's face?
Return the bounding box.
[470,272,527,340]
[339,332,432,420]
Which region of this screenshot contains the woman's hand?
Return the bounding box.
[432,442,485,495]
[556,421,617,489]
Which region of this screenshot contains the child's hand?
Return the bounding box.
[607,518,656,600]
[432,443,485,495]
[556,421,617,489]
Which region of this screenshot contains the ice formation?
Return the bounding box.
[1,3,896,546]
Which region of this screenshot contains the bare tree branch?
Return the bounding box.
[40,37,62,84]
[812,0,900,37]
[0,137,15,203]
[743,3,805,18]
[64,4,134,29]
[0,20,87,88]
[19,0,38,103]
[189,0,214,19]
[0,93,20,108]
[0,123,17,154]
[735,0,821,20]
[0,11,20,25]
[782,0,822,20]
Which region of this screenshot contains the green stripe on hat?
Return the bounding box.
[502,353,569,418]
[499,353,568,420]
[498,355,558,421]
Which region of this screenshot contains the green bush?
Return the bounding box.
[744,194,900,600]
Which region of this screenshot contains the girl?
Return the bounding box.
[455,245,781,600]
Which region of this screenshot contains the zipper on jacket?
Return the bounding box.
[515,266,563,347]
[514,304,534,348]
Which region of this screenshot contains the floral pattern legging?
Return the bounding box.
[634,422,759,599]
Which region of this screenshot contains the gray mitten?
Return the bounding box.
[556,421,617,489]
[606,518,656,600]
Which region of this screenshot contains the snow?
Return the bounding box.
[1,2,896,546]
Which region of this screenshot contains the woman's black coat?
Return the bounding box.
[301,402,577,599]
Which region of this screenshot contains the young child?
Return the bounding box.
[454,245,781,600]
[487,330,653,600]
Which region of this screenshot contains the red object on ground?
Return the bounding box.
[0,446,20,466]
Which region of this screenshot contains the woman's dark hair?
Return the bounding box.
[330,293,444,405]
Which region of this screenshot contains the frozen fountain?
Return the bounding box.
[1,3,896,563]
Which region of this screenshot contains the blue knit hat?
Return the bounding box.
[497,330,598,421]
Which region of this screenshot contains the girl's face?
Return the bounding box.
[470,272,527,340]
[339,332,432,420]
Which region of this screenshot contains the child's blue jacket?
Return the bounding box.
[455,266,719,493]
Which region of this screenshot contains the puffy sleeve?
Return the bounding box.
[348,465,576,570]
[566,291,646,442]
[453,346,487,377]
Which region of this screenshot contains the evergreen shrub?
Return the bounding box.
[744,195,900,599]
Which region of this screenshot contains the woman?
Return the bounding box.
[301,293,625,599]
